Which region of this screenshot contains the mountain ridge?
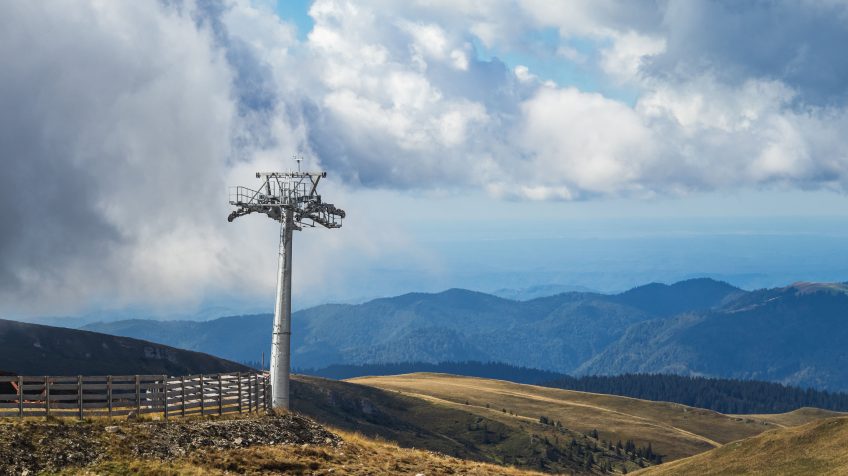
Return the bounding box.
[80,278,848,390]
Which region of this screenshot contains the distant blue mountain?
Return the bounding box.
[612,278,745,317]
[580,283,848,390]
[83,279,733,369]
[81,278,848,390]
[491,284,597,301]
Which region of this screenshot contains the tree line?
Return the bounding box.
[542,373,848,414]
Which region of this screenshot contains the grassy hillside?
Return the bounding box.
[0,318,248,375]
[346,373,836,463]
[303,361,848,413]
[635,416,848,475]
[733,407,844,428]
[291,374,639,473]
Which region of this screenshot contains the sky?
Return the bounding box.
[2,0,848,320]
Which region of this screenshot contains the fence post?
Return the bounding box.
[107,375,113,419]
[218,374,223,416]
[237,373,243,414]
[251,374,256,413]
[135,375,141,416]
[77,375,83,420]
[44,376,50,417]
[17,376,23,418]
[200,374,205,416]
[181,376,186,417]
[246,374,252,413]
[162,375,169,421]
[263,375,268,412]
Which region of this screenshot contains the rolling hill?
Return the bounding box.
[290,372,841,474]
[0,318,248,375]
[291,374,634,473]
[303,362,848,414]
[635,416,848,475]
[345,373,779,462]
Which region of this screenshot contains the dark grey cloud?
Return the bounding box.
[647,0,848,106]
[0,3,125,294]
[0,2,240,314]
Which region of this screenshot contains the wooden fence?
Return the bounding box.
[0,372,270,419]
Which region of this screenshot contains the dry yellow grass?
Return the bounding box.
[633,416,848,476]
[67,428,543,475]
[294,374,646,473]
[349,373,832,462]
[734,407,844,428]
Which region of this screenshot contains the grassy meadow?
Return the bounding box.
[348,373,835,462]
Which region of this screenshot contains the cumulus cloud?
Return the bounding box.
[298,0,848,198]
[2,0,848,314]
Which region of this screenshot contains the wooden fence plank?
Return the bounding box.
[0,403,27,409]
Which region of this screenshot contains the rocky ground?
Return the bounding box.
[0,413,340,475]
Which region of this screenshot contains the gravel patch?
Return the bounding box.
[0,413,340,475]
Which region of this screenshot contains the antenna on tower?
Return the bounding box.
[228,165,345,410]
[294,155,302,172]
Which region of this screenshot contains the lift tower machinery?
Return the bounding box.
[228,167,345,409]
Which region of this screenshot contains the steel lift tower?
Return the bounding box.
[228,167,345,409]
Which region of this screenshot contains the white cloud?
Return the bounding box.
[3,0,848,315]
[600,32,666,82]
[516,87,655,198]
[514,65,536,83]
